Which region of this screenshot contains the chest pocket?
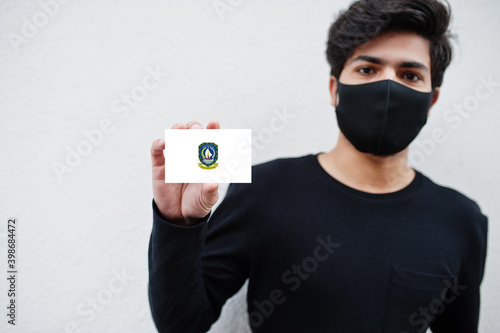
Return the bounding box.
[383,267,455,333]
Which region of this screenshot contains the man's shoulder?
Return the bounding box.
[418,171,487,230]
[419,171,481,209]
[226,153,315,195]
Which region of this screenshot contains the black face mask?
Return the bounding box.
[335,80,435,156]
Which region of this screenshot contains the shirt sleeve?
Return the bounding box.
[148,183,250,333]
[430,213,488,333]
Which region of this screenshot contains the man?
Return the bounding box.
[148,0,488,332]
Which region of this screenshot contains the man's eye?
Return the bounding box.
[404,73,421,82]
[358,67,374,75]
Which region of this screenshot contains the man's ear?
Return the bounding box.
[427,86,440,118]
[330,76,339,107]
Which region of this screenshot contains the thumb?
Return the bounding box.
[201,183,219,209]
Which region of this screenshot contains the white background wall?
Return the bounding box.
[0,0,499,332]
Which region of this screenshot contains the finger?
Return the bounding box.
[172,123,188,129]
[206,119,220,129]
[151,139,165,167]
[187,120,203,129]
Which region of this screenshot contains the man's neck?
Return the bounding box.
[318,134,416,194]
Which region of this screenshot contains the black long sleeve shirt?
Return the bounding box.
[148,153,488,333]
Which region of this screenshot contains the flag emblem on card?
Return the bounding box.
[198,142,218,170]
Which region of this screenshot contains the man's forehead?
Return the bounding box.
[347,31,431,68]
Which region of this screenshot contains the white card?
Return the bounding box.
[164,129,252,183]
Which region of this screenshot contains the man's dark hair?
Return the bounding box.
[326,0,454,88]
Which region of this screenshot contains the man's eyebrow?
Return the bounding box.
[349,55,429,72]
[399,61,429,72]
[350,55,385,66]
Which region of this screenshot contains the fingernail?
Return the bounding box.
[192,124,203,129]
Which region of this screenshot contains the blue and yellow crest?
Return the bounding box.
[198,142,218,170]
